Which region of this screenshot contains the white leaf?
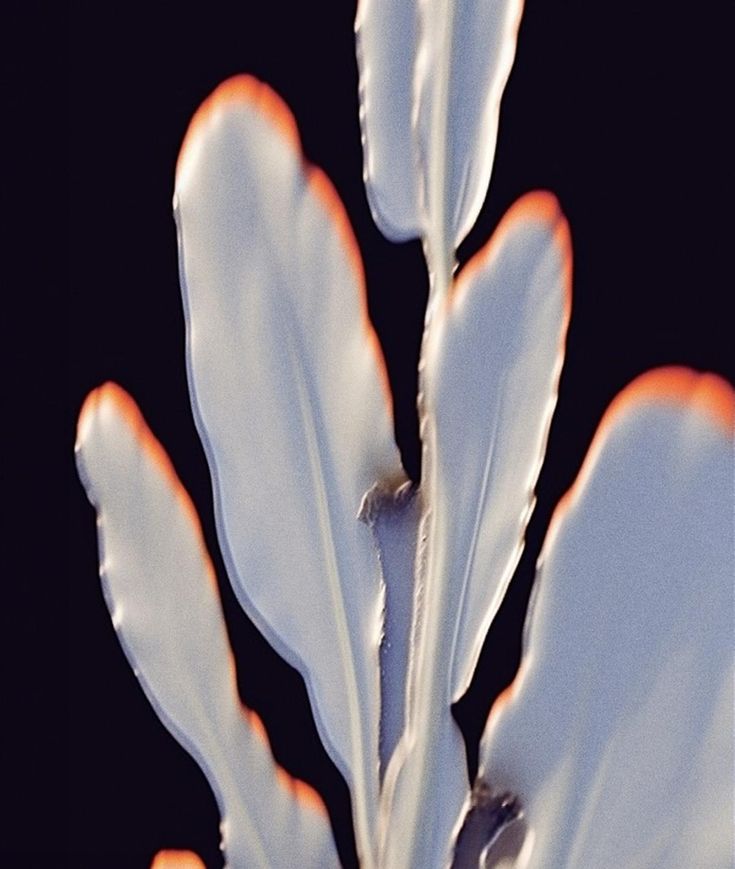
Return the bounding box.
[356,0,523,257]
[174,75,403,867]
[478,369,735,869]
[76,383,340,869]
[381,192,571,869]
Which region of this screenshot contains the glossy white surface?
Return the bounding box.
[174,76,402,867]
[479,371,735,869]
[76,384,339,868]
[428,193,571,704]
[75,4,735,862]
[356,0,522,258]
[355,0,421,242]
[380,193,572,869]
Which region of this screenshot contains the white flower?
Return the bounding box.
[76,5,734,868]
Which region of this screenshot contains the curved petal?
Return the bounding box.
[477,369,735,868]
[381,192,571,869]
[174,75,403,866]
[355,0,422,242]
[427,191,571,704]
[356,0,523,259]
[76,383,339,869]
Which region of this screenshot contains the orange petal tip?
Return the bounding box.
[456,189,572,315]
[546,366,734,552]
[76,382,215,578]
[275,765,329,816]
[151,850,206,869]
[174,75,392,420]
[605,367,735,436]
[77,381,139,449]
[176,74,300,187]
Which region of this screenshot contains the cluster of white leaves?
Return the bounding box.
[76,3,734,867]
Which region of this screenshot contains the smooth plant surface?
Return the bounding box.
[75,2,734,867]
[477,370,734,869]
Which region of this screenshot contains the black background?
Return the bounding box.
[66,2,731,867]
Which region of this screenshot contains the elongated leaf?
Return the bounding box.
[76,383,339,869]
[174,75,403,866]
[476,369,735,869]
[356,0,523,256]
[380,192,571,869]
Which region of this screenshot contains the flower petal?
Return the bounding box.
[381,192,571,869]
[356,0,523,251]
[477,369,734,868]
[76,383,339,868]
[174,75,403,866]
[151,852,206,869]
[427,191,572,704]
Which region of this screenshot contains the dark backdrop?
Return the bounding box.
[68,2,732,866]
